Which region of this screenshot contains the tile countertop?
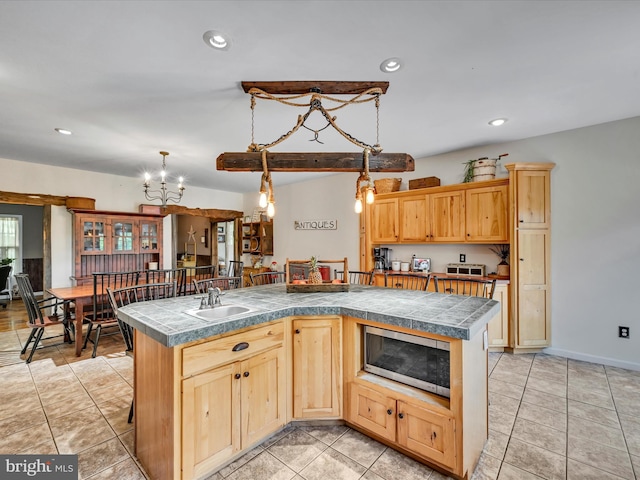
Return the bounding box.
[117,284,500,348]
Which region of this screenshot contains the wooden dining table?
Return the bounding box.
[47,284,94,357]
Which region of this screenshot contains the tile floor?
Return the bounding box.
[0,325,638,480]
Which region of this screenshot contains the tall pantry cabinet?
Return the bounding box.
[506,163,554,352]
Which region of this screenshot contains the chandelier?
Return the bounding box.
[143,151,185,207]
[216,81,415,217]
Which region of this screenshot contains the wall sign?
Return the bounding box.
[294,219,337,230]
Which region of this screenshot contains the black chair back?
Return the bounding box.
[90,271,141,321]
[145,268,187,296]
[108,281,177,351]
[334,270,374,285]
[184,265,218,295]
[250,271,286,286]
[192,276,242,294]
[434,277,496,299]
[384,272,432,291]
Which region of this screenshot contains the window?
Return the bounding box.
[0,215,21,270]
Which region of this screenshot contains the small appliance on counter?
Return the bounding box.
[445,263,486,276]
[373,247,392,270]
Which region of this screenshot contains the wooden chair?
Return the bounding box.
[83,270,140,358]
[15,273,74,363]
[192,276,242,294]
[334,270,374,285]
[107,281,177,422]
[145,268,187,296]
[250,271,286,286]
[434,276,496,299]
[384,272,432,291]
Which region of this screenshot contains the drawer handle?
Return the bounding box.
[243,371,250,377]
[234,373,241,380]
[232,342,249,352]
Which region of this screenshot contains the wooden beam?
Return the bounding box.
[241,81,389,95]
[0,190,95,209]
[161,205,244,222]
[216,152,414,172]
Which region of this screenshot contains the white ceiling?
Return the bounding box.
[1,1,640,194]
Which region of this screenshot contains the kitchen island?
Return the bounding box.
[118,284,499,480]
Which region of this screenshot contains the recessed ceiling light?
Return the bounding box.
[488,118,507,126]
[203,30,230,50]
[54,128,72,135]
[380,57,403,73]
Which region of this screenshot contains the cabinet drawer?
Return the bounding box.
[182,323,284,377]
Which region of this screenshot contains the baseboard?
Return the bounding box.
[543,347,640,372]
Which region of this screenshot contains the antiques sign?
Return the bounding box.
[294,220,337,230]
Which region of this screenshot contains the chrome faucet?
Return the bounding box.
[208,287,222,307]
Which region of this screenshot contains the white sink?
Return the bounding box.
[184,305,254,321]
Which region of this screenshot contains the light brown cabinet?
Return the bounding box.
[71,209,163,284]
[370,197,399,243]
[398,191,465,243]
[348,382,456,468]
[487,283,509,349]
[506,163,554,352]
[292,316,342,418]
[181,324,286,479]
[465,184,508,242]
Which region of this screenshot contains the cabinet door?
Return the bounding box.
[430,191,465,242]
[182,363,241,479]
[465,185,508,242]
[515,170,550,229]
[293,317,342,418]
[112,220,136,253]
[397,400,456,469]
[487,284,509,347]
[240,347,286,447]
[515,230,550,347]
[78,216,108,254]
[139,219,161,253]
[348,383,396,442]
[370,198,399,243]
[399,195,429,243]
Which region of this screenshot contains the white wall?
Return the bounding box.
[249,117,640,370]
[0,157,244,287]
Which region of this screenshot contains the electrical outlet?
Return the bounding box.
[619,326,630,338]
[459,254,466,263]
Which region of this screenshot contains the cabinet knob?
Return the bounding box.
[398,413,404,419]
[519,219,524,223]
[387,409,393,415]
[234,373,241,380]
[295,329,300,334]
[467,233,470,236]
[520,258,524,261]
[243,371,250,377]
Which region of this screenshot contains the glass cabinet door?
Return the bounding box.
[113,221,135,252]
[139,221,159,251]
[82,220,106,252]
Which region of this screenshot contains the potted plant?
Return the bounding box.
[488,244,510,277]
[1,258,14,266]
[463,153,509,183]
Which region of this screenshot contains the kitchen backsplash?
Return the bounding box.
[378,244,506,274]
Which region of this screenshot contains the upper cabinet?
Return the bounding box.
[370,197,399,243]
[368,179,508,246]
[465,184,508,242]
[71,210,164,283]
[514,170,551,229]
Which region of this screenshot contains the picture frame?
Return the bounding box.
[218,235,225,243]
[412,257,431,272]
[217,225,224,234]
